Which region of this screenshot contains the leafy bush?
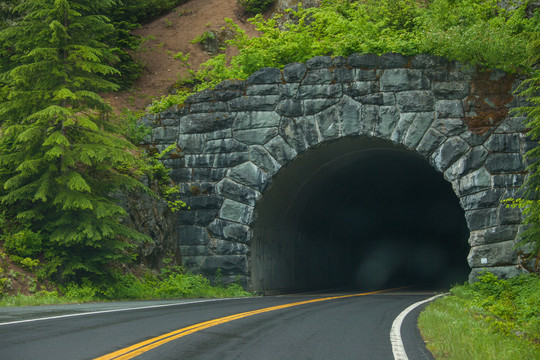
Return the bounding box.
[152,0,535,112]
[238,0,275,14]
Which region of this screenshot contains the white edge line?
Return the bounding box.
[0,297,254,327]
[390,293,448,360]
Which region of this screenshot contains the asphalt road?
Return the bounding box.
[0,290,435,360]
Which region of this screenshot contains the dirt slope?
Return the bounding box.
[102,0,261,112]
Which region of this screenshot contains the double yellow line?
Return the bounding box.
[95,288,402,360]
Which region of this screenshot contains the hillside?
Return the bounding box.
[102,0,262,112]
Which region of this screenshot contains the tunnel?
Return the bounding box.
[251,137,470,293]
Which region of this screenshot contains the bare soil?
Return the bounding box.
[102,0,263,113]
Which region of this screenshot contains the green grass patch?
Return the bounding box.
[0,267,252,307]
[418,273,540,359]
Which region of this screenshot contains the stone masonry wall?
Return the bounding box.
[141,53,531,286]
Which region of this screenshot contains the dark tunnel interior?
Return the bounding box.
[251,137,470,293]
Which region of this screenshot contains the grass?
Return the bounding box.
[418,273,540,360]
[0,267,252,307]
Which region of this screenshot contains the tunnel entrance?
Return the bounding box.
[251,137,470,293]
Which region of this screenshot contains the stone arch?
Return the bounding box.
[143,53,529,291]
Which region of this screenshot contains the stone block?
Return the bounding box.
[380,69,430,91]
[249,145,281,175]
[375,106,399,138]
[347,53,379,68]
[297,116,322,147]
[416,128,446,158]
[468,266,524,282]
[432,118,467,136]
[229,95,280,112]
[379,52,409,68]
[180,245,211,257]
[303,98,340,116]
[279,83,300,98]
[485,153,525,174]
[264,135,298,164]
[276,99,303,117]
[344,81,379,98]
[391,113,416,144]
[498,203,522,225]
[204,138,248,154]
[298,84,342,99]
[217,178,261,206]
[152,127,177,144]
[228,162,270,192]
[316,106,341,140]
[306,56,333,69]
[283,63,307,83]
[332,67,353,83]
[219,199,254,225]
[396,91,434,112]
[184,153,248,168]
[340,96,363,136]
[176,209,196,225]
[192,168,228,182]
[200,255,247,275]
[468,240,518,267]
[444,146,488,181]
[214,90,243,102]
[465,207,498,231]
[436,100,464,118]
[402,112,436,149]
[496,117,526,133]
[492,174,525,188]
[169,168,192,182]
[177,134,205,154]
[206,129,233,140]
[456,167,491,196]
[208,238,248,255]
[432,82,469,99]
[247,67,282,84]
[468,225,519,246]
[178,226,210,245]
[430,136,470,172]
[195,209,220,226]
[234,128,279,145]
[189,101,228,113]
[280,117,309,154]
[233,111,281,130]
[359,105,379,137]
[459,189,504,211]
[215,79,246,91]
[185,88,214,103]
[484,134,521,153]
[332,56,348,67]
[302,68,333,85]
[246,84,280,96]
[181,255,205,270]
[208,219,252,244]
[180,113,235,134]
[186,195,224,210]
[352,69,377,81]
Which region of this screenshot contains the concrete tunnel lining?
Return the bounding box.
[252,137,470,292]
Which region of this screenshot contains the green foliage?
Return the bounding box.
[0,0,152,284]
[153,0,535,112]
[419,274,540,359]
[237,0,275,14]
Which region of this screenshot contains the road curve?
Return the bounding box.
[0,290,435,360]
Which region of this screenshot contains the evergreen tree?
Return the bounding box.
[0,0,150,283]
